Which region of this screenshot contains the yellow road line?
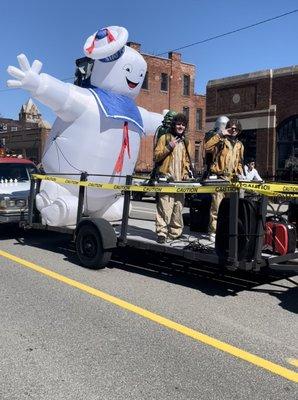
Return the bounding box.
[288,359,298,368]
[0,249,297,383]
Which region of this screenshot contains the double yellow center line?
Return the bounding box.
[0,249,297,383]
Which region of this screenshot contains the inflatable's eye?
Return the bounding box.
[139,69,145,78]
[123,64,132,73]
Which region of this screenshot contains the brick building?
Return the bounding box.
[206,66,298,181]
[0,99,51,162]
[127,42,206,173]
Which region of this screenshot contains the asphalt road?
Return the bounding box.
[0,201,297,399]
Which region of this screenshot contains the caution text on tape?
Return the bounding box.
[32,174,298,198]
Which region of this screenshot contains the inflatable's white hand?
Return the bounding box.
[7,54,42,92]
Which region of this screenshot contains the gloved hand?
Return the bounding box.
[7,54,43,93]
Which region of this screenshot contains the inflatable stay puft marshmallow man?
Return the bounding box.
[7,26,165,226]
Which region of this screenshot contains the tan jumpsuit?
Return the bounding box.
[204,133,244,233]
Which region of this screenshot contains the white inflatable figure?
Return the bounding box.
[7,26,164,226]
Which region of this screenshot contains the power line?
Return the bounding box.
[0,8,297,94]
[156,9,298,55]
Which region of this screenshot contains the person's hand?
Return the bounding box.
[7,54,42,92]
[238,174,246,181]
[222,129,231,136]
[168,141,176,149]
[168,137,181,149]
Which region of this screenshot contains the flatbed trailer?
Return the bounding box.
[21,173,298,273]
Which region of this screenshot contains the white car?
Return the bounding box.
[0,158,37,223]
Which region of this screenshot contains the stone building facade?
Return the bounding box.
[0,99,51,162]
[206,66,298,181]
[127,42,206,174]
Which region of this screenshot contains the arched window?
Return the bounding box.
[277,116,298,180]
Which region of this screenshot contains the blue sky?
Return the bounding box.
[1,0,297,124]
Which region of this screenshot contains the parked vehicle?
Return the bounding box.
[131,179,155,201]
[0,157,37,223]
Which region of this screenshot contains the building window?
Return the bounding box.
[160,73,168,92]
[183,74,190,96]
[182,107,189,121]
[195,141,201,164]
[142,72,148,90]
[11,126,18,131]
[277,115,298,180]
[0,124,7,131]
[239,130,257,162]
[196,108,203,130]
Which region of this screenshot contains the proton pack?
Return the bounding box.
[150,110,177,181]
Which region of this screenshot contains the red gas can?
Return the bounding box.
[264,220,296,255]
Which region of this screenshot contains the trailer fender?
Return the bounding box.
[76,218,117,250]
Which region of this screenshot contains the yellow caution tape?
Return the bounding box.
[31,174,298,198]
[234,181,298,193]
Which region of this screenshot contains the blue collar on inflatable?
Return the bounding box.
[88,86,144,133]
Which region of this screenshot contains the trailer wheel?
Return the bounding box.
[76,224,111,269]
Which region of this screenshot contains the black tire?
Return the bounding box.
[132,192,143,201]
[75,224,111,269]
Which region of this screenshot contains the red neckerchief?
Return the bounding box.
[114,121,130,173]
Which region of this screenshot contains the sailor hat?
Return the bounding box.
[84,26,128,62]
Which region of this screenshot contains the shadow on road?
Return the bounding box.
[272,285,298,314]
[1,225,297,312]
[111,248,298,311]
[0,224,81,267]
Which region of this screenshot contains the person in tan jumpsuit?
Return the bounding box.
[204,119,244,237]
[154,113,191,243]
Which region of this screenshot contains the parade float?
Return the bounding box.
[7,26,164,226]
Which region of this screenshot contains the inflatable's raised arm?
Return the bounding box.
[139,107,168,135]
[7,54,88,123]
[7,26,164,226]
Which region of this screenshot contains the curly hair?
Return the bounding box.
[170,113,188,134]
[226,119,242,133]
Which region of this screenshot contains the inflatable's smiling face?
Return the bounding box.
[90,46,147,99]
